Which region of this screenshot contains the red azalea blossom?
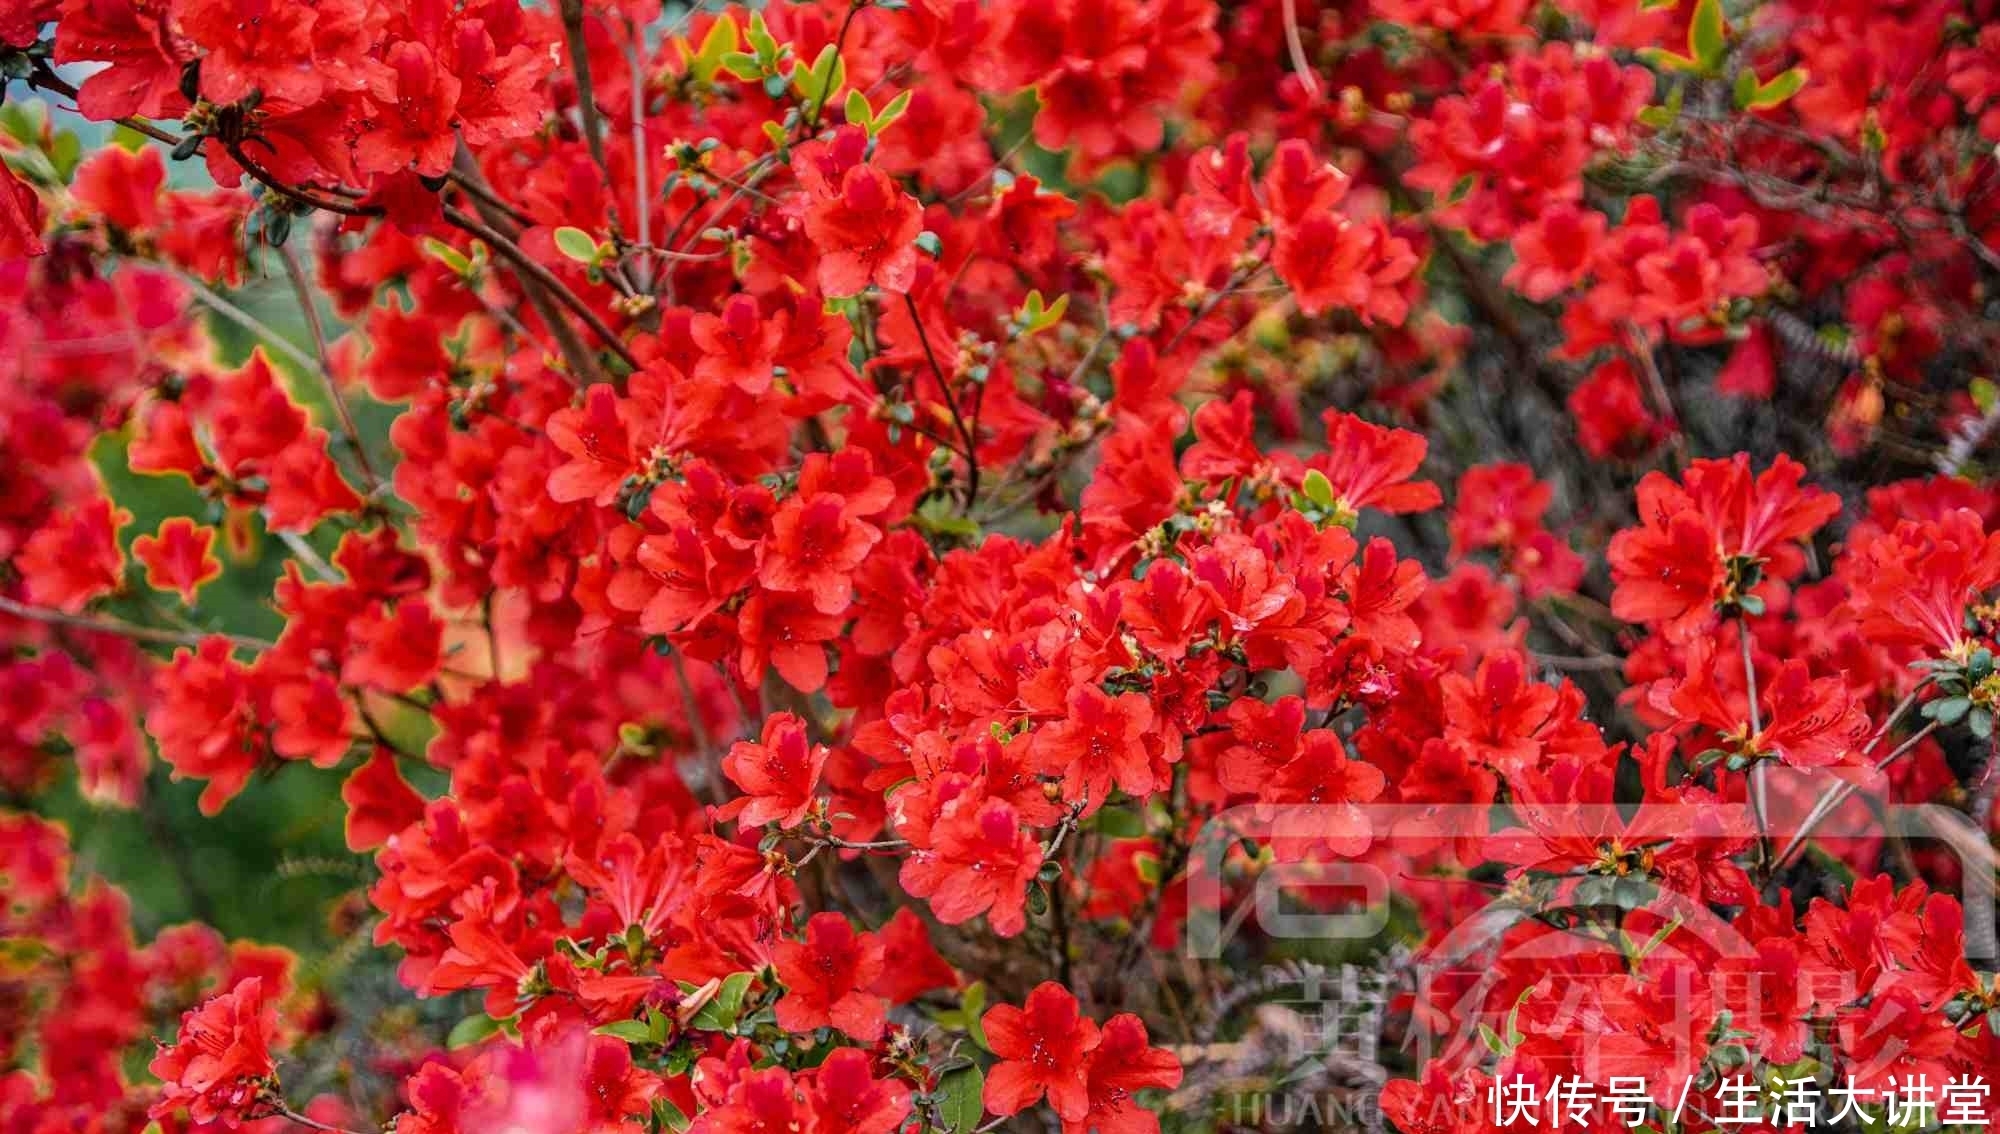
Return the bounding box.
[3,2,1998,1132]
[148,977,276,1127]
[982,982,1102,1122]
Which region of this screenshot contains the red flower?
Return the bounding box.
[53,0,192,121]
[981,982,1102,1122]
[870,907,959,1004]
[1030,685,1159,808]
[340,746,426,852]
[0,162,46,258]
[1310,411,1442,520]
[1062,1014,1182,1134]
[899,795,1042,937]
[692,294,786,395]
[758,493,883,615]
[341,599,444,692]
[807,1048,913,1134]
[1717,321,1777,398]
[1440,649,1562,775]
[1848,509,2000,656]
[548,384,636,506]
[721,713,829,829]
[796,127,925,297]
[153,636,267,816]
[1274,213,1419,324]
[177,0,325,108]
[356,41,463,177]
[1716,939,1815,1065]
[736,590,844,693]
[1263,730,1387,859]
[17,499,128,613]
[1609,456,1840,637]
[1569,358,1665,460]
[147,976,276,1128]
[133,518,222,605]
[1652,641,1869,768]
[774,913,890,1042]
[1503,203,1605,301]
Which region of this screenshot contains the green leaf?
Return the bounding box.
[1014,290,1069,336]
[553,226,600,264]
[1732,69,1759,109]
[935,1066,986,1133]
[1745,67,1808,109]
[447,1014,505,1049]
[873,90,913,134]
[1093,806,1147,839]
[421,238,473,276]
[793,43,845,107]
[914,231,942,258]
[1688,0,1727,74]
[844,89,874,131]
[1638,47,1699,74]
[654,1099,693,1134]
[1926,696,1972,725]
[683,14,741,84]
[1132,851,1162,885]
[689,971,755,1032]
[1972,708,1994,740]
[1300,469,1335,509]
[746,13,778,59]
[720,51,764,80]
[594,1019,655,1044]
[960,982,992,1052]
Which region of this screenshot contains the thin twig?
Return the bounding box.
[174,270,323,377]
[1281,0,1322,98]
[1771,720,1941,873]
[623,21,654,292]
[442,205,640,372]
[1741,625,1769,858]
[560,0,612,174]
[903,294,981,507]
[445,169,533,230]
[278,245,379,492]
[26,62,187,148]
[0,595,271,650]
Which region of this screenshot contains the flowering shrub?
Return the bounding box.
[2,0,2000,1131]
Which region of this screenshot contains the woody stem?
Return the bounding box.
[1741,625,1768,857]
[442,205,640,373]
[559,0,611,175]
[1771,719,1940,874]
[0,595,271,651]
[278,244,380,495]
[26,62,186,148]
[271,1105,371,1134]
[903,294,981,508]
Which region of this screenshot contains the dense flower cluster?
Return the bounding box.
[2,0,1999,1131]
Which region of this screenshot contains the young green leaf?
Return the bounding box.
[1746,67,1808,109]
[594,1019,655,1044]
[935,1066,986,1133]
[1688,0,1727,75]
[553,226,600,264]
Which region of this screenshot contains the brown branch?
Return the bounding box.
[442,205,640,373]
[278,244,380,494]
[902,294,980,507]
[560,0,611,174]
[0,595,272,651]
